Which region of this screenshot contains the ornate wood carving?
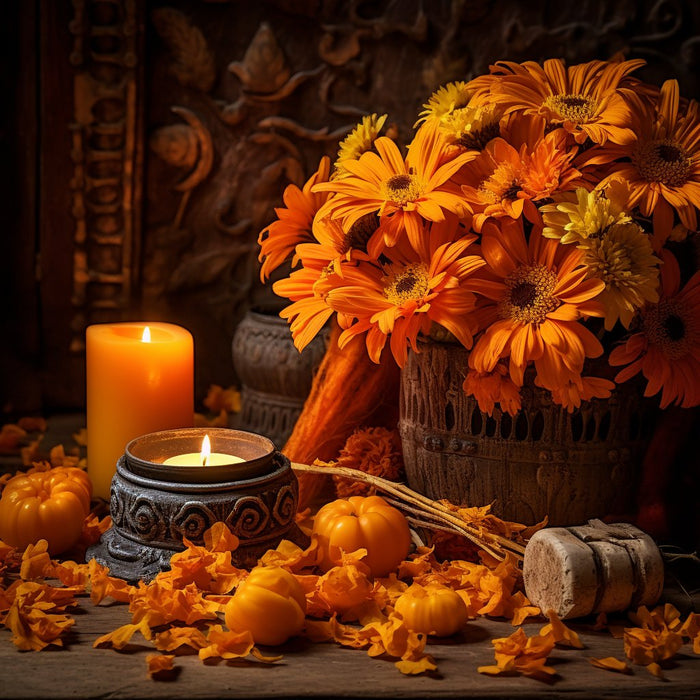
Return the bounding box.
[68,0,144,352]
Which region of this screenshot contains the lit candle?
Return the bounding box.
[162,434,244,467]
[86,322,194,499]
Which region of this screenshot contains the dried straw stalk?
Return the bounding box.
[291,462,526,563]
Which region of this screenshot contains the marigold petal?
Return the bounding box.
[589,656,631,673]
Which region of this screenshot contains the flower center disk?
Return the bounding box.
[383,173,424,206]
[383,264,431,304]
[633,138,692,187]
[643,300,694,359]
[545,93,596,124]
[500,264,559,324]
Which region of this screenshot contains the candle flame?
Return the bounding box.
[141,326,151,343]
[200,434,211,467]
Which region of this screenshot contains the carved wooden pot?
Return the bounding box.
[398,341,656,526]
[232,309,329,448]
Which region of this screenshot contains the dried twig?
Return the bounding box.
[291,462,526,563]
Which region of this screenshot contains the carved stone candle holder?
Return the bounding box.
[87,428,304,582]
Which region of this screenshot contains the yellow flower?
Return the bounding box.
[540,182,633,245]
[440,102,503,151]
[334,114,388,178]
[415,81,471,127]
[579,221,661,330]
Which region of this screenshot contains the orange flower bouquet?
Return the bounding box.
[258,57,700,512]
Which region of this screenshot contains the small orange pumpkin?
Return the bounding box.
[312,495,411,577]
[394,582,468,637]
[0,467,92,556]
[225,566,306,646]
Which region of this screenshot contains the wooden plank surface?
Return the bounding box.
[0,597,698,700]
[1,415,699,698]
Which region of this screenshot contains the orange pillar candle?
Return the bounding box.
[86,322,194,499]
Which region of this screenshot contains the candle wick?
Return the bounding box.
[202,455,208,467]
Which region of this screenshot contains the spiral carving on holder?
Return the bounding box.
[129,498,166,543]
[227,496,270,539]
[171,502,218,543]
[109,487,125,526]
[273,484,296,525]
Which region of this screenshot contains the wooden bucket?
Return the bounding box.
[398,341,656,526]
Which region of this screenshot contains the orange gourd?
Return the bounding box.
[312,495,411,577]
[394,583,468,637]
[0,467,92,555]
[224,566,306,646]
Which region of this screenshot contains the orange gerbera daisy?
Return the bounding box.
[468,218,606,388]
[460,120,581,231]
[591,80,700,245]
[272,243,350,352]
[312,126,476,256]
[326,235,485,367]
[467,58,644,145]
[609,252,700,408]
[258,157,331,281]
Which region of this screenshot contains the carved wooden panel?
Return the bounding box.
[2,0,700,414]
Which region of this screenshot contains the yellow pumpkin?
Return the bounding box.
[312,495,411,577]
[0,467,92,556]
[394,582,468,637]
[225,566,306,646]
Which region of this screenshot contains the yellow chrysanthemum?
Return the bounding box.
[540,182,632,245]
[415,82,471,127]
[334,114,388,179]
[439,103,502,151]
[579,222,661,329]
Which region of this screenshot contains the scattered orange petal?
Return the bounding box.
[203,385,241,414]
[154,626,209,652]
[72,428,87,446]
[88,559,136,604]
[646,661,665,679]
[540,609,584,648]
[258,537,319,573]
[20,540,52,581]
[198,624,280,663]
[94,620,152,649]
[203,522,239,553]
[79,514,112,548]
[0,424,27,453]
[478,627,557,679]
[17,417,47,433]
[49,444,81,468]
[680,612,700,654]
[588,656,631,673]
[624,625,683,666]
[146,653,176,679]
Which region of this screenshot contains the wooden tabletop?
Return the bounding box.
[0,585,699,699]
